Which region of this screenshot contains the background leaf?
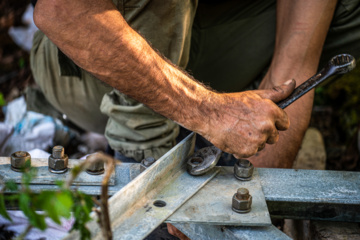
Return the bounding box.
[19,193,46,230]
[0,194,12,221]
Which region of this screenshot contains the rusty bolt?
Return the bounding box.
[10,151,31,172]
[232,188,252,213]
[234,159,254,181]
[140,157,156,173]
[48,145,68,174]
[86,156,105,175]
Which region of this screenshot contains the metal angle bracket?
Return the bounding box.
[167,167,271,226]
[65,133,220,240]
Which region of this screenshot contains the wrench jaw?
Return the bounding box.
[187,146,222,176]
[330,54,356,74]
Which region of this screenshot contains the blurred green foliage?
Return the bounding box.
[0,161,93,239]
[0,93,5,106]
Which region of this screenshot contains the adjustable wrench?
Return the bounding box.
[187,54,356,175]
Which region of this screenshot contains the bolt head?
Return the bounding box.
[11,151,31,171]
[234,159,254,181]
[143,157,156,167]
[48,155,68,172]
[52,146,64,159]
[238,159,250,168]
[86,159,104,174]
[236,188,250,200]
[232,191,252,213]
[140,157,156,173]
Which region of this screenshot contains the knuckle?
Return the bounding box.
[258,119,276,133]
[263,98,276,107]
[262,102,281,119]
[267,129,279,144]
[258,142,266,151]
[244,147,258,158]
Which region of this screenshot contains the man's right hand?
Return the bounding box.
[34,0,296,160]
[198,79,296,159]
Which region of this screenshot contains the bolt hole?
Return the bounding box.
[153,200,166,208]
[190,157,203,165]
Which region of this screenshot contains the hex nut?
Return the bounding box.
[48,146,68,174]
[232,188,252,213]
[86,157,105,175]
[11,151,31,172]
[140,157,156,173]
[234,159,254,181]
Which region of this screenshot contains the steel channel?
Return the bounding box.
[3,163,128,195]
[6,165,360,223]
[64,133,220,240]
[170,167,360,224]
[0,157,115,186]
[259,168,360,222]
[173,223,291,240]
[2,132,360,239]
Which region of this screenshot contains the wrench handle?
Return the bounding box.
[276,67,335,109]
[276,54,356,109]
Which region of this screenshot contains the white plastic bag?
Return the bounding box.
[8,4,38,52]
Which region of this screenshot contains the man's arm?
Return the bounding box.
[249,0,338,168]
[33,0,295,158]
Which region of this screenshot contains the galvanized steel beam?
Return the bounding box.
[64,133,220,240]
[2,133,360,239]
[0,156,115,186]
[259,168,360,222]
[173,223,291,240]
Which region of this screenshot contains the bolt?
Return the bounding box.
[86,156,105,175]
[140,157,156,173]
[236,188,250,200]
[15,151,26,158]
[232,188,252,213]
[143,157,156,166]
[48,145,68,174]
[52,145,64,158]
[189,157,203,165]
[11,151,31,172]
[238,159,250,168]
[234,159,254,181]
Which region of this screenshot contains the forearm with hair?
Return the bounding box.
[33,0,300,159]
[250,0,337,168]
[33,0,213,133]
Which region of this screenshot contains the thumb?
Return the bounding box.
[256,79,296,102]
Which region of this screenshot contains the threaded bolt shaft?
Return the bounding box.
[52,146,64,158]
[236,188,250,200]
[15,151,27,158]
[238,159,250,168]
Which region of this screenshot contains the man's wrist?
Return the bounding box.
[192,90,217,136]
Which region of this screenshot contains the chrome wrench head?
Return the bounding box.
[277,54,356,109]
[329,54,356,74]
[187,146,222,176]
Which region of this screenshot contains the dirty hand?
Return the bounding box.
[199,79,296,159]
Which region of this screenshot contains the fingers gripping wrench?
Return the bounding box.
[187,54,356,176]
